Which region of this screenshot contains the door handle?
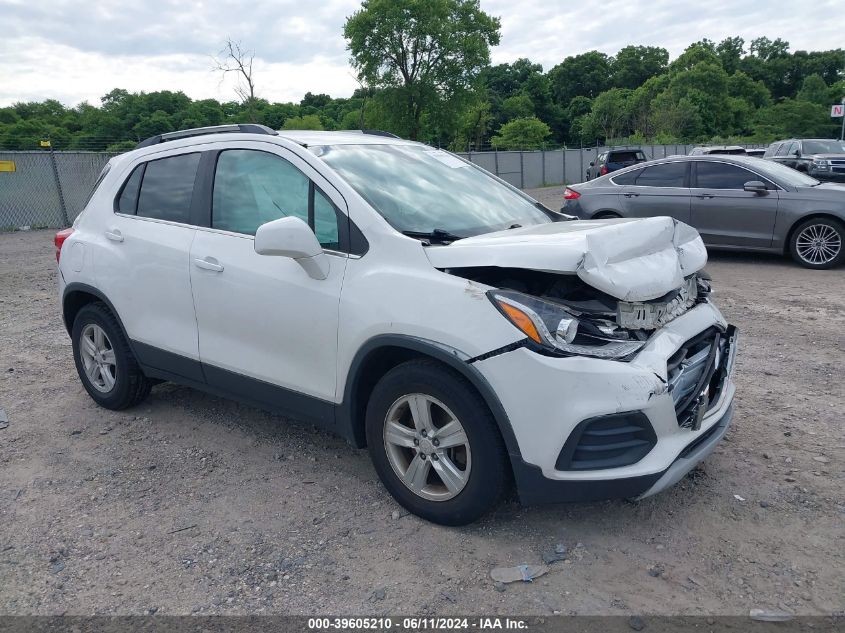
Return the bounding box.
[623,192,640,198]
[104,229,123,242]
[193,257,224,272]
[697,194,715,199]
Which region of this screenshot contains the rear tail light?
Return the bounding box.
[563,187,581,200]
[55,228,74,263]
[600,165,608,175]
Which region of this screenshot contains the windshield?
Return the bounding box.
[803,140,845,154]
[746,158,820,187]
[312,143,552,237]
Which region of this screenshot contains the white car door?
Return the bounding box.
[189,144,348,412]
[94,150,202,380]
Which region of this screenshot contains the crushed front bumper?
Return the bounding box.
[474,301,738,504]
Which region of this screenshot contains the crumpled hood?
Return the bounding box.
[425,217,707,302]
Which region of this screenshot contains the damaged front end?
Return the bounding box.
[448,266,713,361]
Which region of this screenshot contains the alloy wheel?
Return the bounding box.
[79,323,117,393]
[795,223,842,265]
[382,394,472,501]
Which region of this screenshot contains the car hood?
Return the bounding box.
[425,217,707,302]
[808,153,845,160]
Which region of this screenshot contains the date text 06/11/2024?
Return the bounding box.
[306,617,529,630]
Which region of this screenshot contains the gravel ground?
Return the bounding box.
[0,224,843,617]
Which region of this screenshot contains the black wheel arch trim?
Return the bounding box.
[63,282,133,342]
[338,334,523,461]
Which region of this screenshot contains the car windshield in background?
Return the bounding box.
[803,140,845,154]
[313,144,552,237]
[749,158,821,187]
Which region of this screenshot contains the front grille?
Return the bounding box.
[668,326,736,429]
[556,412,656,471]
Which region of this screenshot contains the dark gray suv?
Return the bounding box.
[561,155,845,269]
[763,139,845,182]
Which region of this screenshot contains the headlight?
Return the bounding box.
[812,159,831,168]
[488,290,645,360]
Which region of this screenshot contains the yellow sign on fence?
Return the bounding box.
[0,160,16,172]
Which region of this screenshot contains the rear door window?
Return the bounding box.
[632,161,688,187]
[136,153,201,223]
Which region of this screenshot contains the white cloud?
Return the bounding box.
[0,0,841,107]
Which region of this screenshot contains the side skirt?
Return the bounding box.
[132,341,345,441]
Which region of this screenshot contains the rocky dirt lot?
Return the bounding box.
[0,226,843,617]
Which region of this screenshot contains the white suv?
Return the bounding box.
[56,124,738,525]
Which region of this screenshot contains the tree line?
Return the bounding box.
[0,0,843,152]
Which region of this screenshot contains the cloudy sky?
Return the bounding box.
[0,0,842,107]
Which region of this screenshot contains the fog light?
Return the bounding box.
[556,317,578,344]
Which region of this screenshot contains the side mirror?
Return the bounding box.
[254,216,329,280]
[743,180,768,195]
[790,150,799,157]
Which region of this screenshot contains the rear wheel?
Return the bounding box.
[789,217,845,269]
[365,360,509,525]
[72,302,152,409]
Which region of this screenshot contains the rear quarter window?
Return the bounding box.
[610,169,641,185]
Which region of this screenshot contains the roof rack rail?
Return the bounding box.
[135,124,278,149]
[361,129,400,139]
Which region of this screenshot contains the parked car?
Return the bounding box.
[763,138,845,181]
[745,148,766,158]
[56,124,737,525]
[688,145,746,156]
[561,155,845,269]
[586,148,647,180]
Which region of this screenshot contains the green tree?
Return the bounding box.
[797,74,831,106]
[716,37,745,74]
[500,94,534,120]
[344,0,500,140]
[611,45,669,89]
[548,51,611,106]
[754,99,837,138]
[281,114,324,130]
[580,88,632,142]
[490,117,550,149]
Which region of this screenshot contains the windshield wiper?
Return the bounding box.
[401,229,466,243]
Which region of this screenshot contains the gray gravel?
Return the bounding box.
[0,224,843,616]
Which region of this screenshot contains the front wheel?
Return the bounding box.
[365,360,509,525]
[789,218,845,269]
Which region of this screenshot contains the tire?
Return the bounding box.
[365,360,509,526]
[71,302,152,409]
[788,217,845,269]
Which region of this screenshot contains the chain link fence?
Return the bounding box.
[0,151,115,230]
[0,144,766,231]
